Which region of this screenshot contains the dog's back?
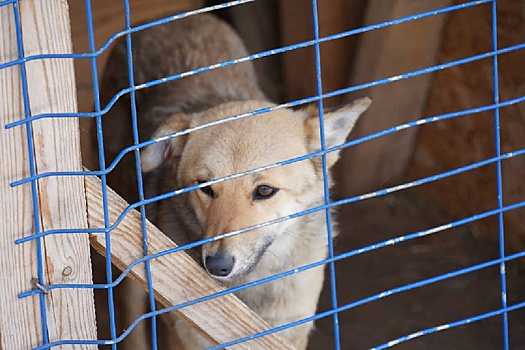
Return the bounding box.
[100,13,266,204]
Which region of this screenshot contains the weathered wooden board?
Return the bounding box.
[0,6,43,348]
[1,0,97,348]
[85,175,295,349]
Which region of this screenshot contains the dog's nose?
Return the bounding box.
[205,253,235,277]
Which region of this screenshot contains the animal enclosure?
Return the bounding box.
[1,0,524,349]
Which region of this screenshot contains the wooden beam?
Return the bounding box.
[85,175,295,349]
[336,0,452,196]
[0,6,43,348]
[0,0,97,348]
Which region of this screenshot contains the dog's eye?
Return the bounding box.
[197,180,214,198]
[253,185,278,200]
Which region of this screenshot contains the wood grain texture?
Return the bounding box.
[0,0,98,348]
[336,0,452,196]
[85,175,295,349]
[0,6,44,349]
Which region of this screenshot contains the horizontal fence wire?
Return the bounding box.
[10,93,525,188]
[13,140,525,245]
[3,0,496,127]
[27,243,525,350]
[18,196,525,300]
[0,0,19,7]
[3,0,523,348]
[0,0,489,70]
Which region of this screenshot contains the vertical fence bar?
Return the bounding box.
[21,0,101,342]
[84,0,118,347]
[311,0,342,348]
[11,2,49,345]
[122,0,159,348]
[0,5,44,346]
[491,1,509,348]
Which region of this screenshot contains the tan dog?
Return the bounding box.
[101,13,370,349]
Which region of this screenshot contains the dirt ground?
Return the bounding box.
[307,191,525,349]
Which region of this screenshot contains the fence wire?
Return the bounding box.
[3,0,524,349]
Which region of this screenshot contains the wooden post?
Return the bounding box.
[86,175,295,349]
[0,0,97,348]
[0,6,43,347]
[336,0,452,196]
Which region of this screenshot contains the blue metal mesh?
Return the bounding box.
[2,0,524,348]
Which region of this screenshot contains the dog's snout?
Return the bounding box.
[205,253,235,277]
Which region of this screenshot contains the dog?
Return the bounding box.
[100,13,370,349]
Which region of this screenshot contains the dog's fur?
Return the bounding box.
[101,13,370,349]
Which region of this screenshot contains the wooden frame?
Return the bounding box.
[1,1,98,347]
[0,0,293,348]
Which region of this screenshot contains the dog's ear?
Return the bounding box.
[304,97,371,169]
[141,113,190,172]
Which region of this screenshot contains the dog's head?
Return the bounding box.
[142,98,371,281]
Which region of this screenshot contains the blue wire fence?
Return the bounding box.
[3,0,524,348]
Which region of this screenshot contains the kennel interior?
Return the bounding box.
[1,0,525,349]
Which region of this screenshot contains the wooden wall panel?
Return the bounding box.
[335,0,452,197]
[407,0,525,251]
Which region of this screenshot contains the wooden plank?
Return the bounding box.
[19,0,97,347]
[85,175,295,349]
[336,0,452,196]
[0,5,43,349]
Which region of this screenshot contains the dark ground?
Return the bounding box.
[307,191,525,350]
